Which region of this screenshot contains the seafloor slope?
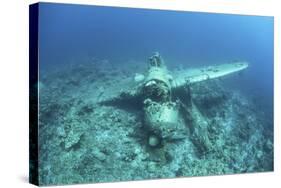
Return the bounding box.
[38,58,273,185]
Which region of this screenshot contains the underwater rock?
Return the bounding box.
[56,126,66,137]
[64,129,83,149]
[92,148,107,161]
[147,161,158,172]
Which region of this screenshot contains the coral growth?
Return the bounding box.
[38,58,273,185]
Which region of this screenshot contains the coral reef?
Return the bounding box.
[38,58,273,185]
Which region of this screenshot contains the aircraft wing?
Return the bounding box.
[171,61,248,89]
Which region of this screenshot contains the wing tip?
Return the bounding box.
[234,61,249,70]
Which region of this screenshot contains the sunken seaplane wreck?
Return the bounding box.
[100,52,248,153]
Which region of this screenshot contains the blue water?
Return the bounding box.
[39,3,273,113]
[36,3,274,185]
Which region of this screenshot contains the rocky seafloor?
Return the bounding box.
[37,58,273,185]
